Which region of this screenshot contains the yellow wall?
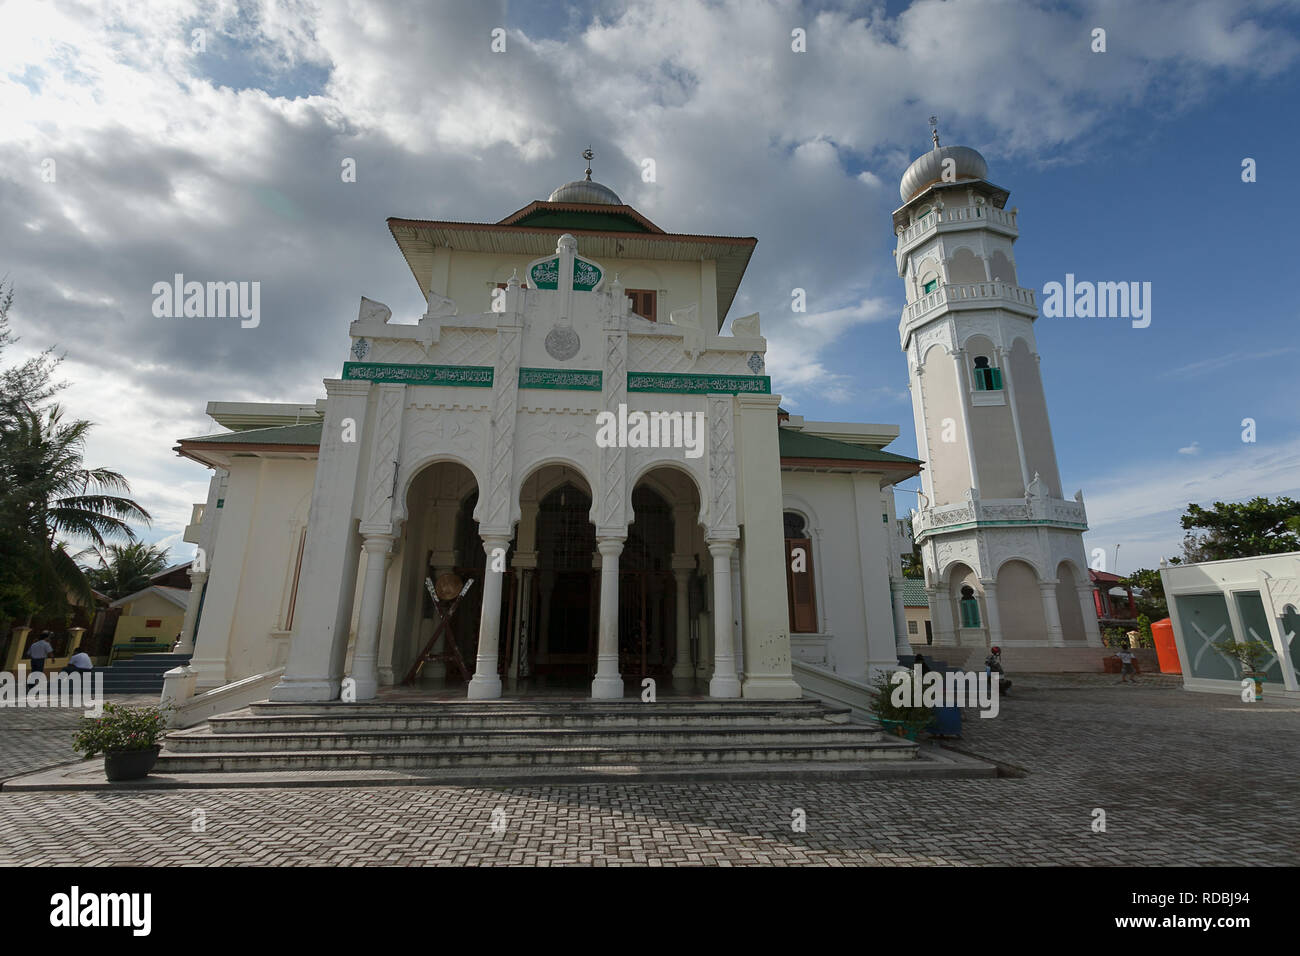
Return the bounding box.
[112,613,184,648]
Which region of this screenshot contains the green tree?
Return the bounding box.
[0,280,65,422]
[86,541,170,600]
[1121,567,1170,619]
[0,404,152,616]
[1180,496,1300,562]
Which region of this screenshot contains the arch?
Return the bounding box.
[1055,560,1087,642]
[947,246,985,284]
[989,249,1016,284]
[627,459,705,532]
[512,457,596,529]
[993,553,1046,581]
[996,559,1048,642]
[780,491,822,534]
[394,451,483,529]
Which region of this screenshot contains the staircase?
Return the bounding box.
[94,653,191,695]
[159,698,922,779]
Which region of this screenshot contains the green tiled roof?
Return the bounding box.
[778,428,921,465]
[901,578,929,607]
[182,422,324,445]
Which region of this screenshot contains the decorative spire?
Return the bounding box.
[582,146,594,181]
[929,115,941,149]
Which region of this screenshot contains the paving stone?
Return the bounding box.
[0,677,1295,865]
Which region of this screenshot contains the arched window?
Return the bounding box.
[972,354,1003,391]
[959,585,982,628]
[783,511,818,633]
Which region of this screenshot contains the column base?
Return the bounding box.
[591,675,624,699]
[467,674,502,700]
[709,674,742,698]
[740,675,803,699]
[350,676,378,700]
[671,663,695,680]
[269,676,340,702]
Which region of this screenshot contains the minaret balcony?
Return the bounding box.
[894,203,1018,267]
[901,280,1038,332]
[912,495,1088,541]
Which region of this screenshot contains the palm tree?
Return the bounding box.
[86,541,170,600]
[0,403,151,617]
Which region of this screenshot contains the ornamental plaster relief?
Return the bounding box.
[933,532,981,579]
[988,528,1049,579]
[706,394,737,536]
[391,406,485,526]
[361,384,405,530]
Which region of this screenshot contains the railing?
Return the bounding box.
[896,203,1018,250]
[902,281,1037,325]
[912,495,1088,537]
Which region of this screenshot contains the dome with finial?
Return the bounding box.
[899,122,989,203]
[548,146,623,205]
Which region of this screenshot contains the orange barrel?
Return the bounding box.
[1151,618,1181,674]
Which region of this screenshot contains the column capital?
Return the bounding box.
[706,539,737,559]
[361,533,395,553]
[671,555,697,572]
[596,537,625,557]
[1038,579,1060,590]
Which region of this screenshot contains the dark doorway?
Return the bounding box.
[531,482,596,676]
[620,485,676,678]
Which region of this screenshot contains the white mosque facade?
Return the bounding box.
[175,161,924,707]
[174,142,1100,711]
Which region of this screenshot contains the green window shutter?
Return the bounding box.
[922,279,938,295]
[991,368,1003,390]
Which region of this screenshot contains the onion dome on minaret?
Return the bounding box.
[898,122,989,202]
[548,146,623,205]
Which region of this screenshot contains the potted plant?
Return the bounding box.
[1211,636,1275,700]
[73,702,169,780]
[870,669,933,741]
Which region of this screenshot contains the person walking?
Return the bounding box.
[1115,647,1138,684]
[26,631,55,689]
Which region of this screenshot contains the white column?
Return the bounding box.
[928,587,957,646]
[672,564,694,680]
[951,349,981,497]
[981,580,1004,647]
[1040,580,1065,646]
[997,345,1033,493]
[468,534,511,700]
[889,579,910,655]
[591,537,625,699]
[350,533,394,700]
[708,539,741,698]
[1076,584,1103,646]
[175,568,207,655]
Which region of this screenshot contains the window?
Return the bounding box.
[959,585,981,628]
[783,511,818,634]
[921,279,939,295]
[908,620,919,635]
[972,355,1003,390]
[627,289,657,321]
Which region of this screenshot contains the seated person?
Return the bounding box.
[62,650,94,673]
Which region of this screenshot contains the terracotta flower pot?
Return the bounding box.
[104,745,162,781]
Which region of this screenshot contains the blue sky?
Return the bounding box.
[1,0,1297,575]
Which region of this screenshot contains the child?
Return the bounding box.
[1115,647,1137,683]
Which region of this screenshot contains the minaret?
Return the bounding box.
[894,127,1101,649]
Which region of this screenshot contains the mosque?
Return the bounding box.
[173,137,1099,712]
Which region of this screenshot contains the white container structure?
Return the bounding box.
[1161,552,1300,700]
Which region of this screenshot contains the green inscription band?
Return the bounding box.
[342,362,494,387]
[627,372,771,394]
[519,368,603,390]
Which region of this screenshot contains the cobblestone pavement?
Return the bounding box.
[0,677,1295,866]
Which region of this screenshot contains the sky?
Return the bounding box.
[1,0,1298,576]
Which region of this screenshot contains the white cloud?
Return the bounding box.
[1178,441,1201,455]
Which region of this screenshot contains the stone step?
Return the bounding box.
[167,724,887,753]
[246,697,834,717]
[157,739,917,773]
[211,707,843,734]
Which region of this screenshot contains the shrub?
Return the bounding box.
[869,669,933,738]
[72,702,168,757]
